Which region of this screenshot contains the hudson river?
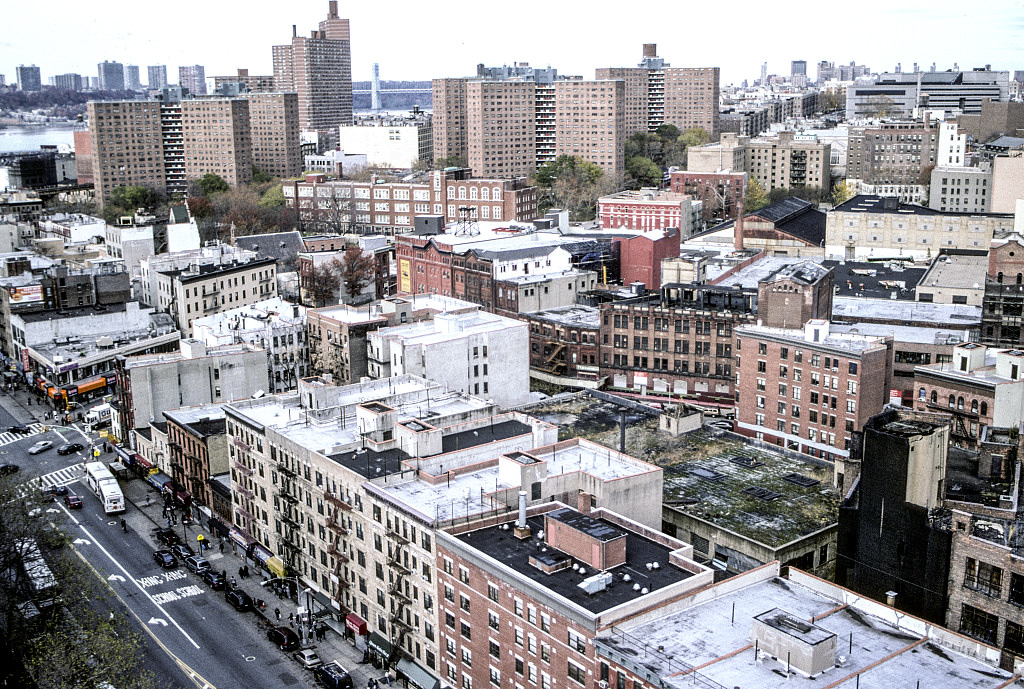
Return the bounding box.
[0,125,82,152]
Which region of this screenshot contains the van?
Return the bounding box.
[314,661,354,689]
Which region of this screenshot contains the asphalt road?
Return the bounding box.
[50,477,317,689]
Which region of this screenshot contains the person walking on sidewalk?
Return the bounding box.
[275,607,281,621]
[120,519,127,532]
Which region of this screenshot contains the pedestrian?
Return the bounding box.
[218,541,224,554]
[384,675,391,686]
[166,517,171,528]
[145,494,151,507]
[275,607,281,621]
[230,576,236,589]
[288,613,294,628]
[121,518,127,532]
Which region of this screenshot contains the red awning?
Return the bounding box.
[345,613,367,635]
[133,454,154,470]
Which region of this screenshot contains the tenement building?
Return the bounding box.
[981,233,1024,348]
[734,319,892,466]
[224,373,665,689]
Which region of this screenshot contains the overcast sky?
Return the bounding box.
[3,0,1022,88]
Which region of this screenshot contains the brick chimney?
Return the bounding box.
[734,191,746,251]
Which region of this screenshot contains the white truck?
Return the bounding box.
[84,403,112,427]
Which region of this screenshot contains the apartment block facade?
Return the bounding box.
[248,92,302,179]
[735,320,892,464]
[982,234,1024,348]
[181,98,252,187]
[669,170,746,222]
[283,169,537,236]
[596,44,720,138]
[847,120,939,190]
[178,65,207,95]
[87,100,167,208]
[687,132,830,194]
[273,1,352,137]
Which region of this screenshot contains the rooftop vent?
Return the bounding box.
[741,486,782,502]
[729,456,764,468]
[782,473,820,488]
[690,467,727,482]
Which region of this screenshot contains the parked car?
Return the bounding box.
[64,494,83,509]
[184,555,211,574]
[267,626,300,651]
[226,589,253,612]
[7,424,31,434]
[152,550,177,569]
[314,662,354,689]
[293,648,323,669]
[0,463,20,475]
[27,440,52,455]
[57,442,85,455]
[40,484,69,500]
[153,528,181,546]
[202,570,226,591]
[169,543,194,559]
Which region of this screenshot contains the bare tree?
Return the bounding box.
[313,185,352,234]
[302,258,343,308]
[340,247,376,302]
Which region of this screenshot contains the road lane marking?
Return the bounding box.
[58,501,201,649]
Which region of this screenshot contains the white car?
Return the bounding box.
[293,649,323,668]
[27,440,53,455]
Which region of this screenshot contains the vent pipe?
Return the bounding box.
[514,490,531,540]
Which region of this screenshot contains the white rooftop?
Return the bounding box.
[372,310,523,347]
[829,322,972,346]
[832,296,982,324]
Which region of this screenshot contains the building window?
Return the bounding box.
[567,630,586,654]
[1010,573,1024,607]
[461,621,471,640]
[964,558,1002,597]
[1006,621,1024,657]
[960,604,998,643]
[489,640,500,659]
[567,662,586,686]
[488,583,498,602]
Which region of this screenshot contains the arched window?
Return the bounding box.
[981,401,988,416]
[998,272,1004,284]
[957,396,964,410]
[447,187,455,199]
[919,387,926,400]
[971,400,978,414]
[930,390,938,404]
[469,187,478,200]
[481,187,489,201]
[948,394,956,408]
[492,186,501,200]
[458,187,467,200]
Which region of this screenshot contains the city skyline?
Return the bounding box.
[2,0,1021,89]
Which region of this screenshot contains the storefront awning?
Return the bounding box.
[266,556,287,578]
[345,613,367,635]
[397,659,440,689]
[366,631,391,658]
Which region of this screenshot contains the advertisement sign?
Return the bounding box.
[399,258,411,293]
[21,348,30,372]
[9,284,43,304]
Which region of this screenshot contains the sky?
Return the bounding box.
[2,0,1022,88]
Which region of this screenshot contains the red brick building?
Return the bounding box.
[597,190,697,234]
[283,168,538,236]
[735,319,892,462]
[670,170,746,222]
[524,306,601,383]
[617,228,680,291]
[434,502,712,689]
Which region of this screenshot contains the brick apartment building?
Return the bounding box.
[597,190,698,234]
[599,260,833,406]
[273,1,352,138]
[164,404,228,516]
[669,170,746,222]
[687,132,831,196]
[435,502,712,689]
[913,343,1024,450]
[982,233,1024,348]
[181,98,253,187]
[283,169,538,236]
[524,305,601,384]
[734,319,892,465]
[596,44,720,138]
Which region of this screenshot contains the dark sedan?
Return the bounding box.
[57,442,85,455]
[202,570,226,591]
[153,550,177,569]
[6,425,30,434]
[267,626,300,651]
[64,494,83,509]
[153,528,181,546]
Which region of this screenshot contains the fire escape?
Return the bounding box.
[324,489,353,609]
[386,518,413,665]
[277,459,302,573]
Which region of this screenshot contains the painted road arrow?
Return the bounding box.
[148,617,168,626]
[108,574,126,582]
[73,538,91,545]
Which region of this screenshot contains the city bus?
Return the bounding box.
[83,462,125,514]
[17,539,59,607]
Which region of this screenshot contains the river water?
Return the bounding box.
[0,125,82,153]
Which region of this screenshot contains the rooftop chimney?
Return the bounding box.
[292,24,297,38]
[734,191,746,251]
[514,490,531,539]
[643,44,658,58]
[328,0,338,18]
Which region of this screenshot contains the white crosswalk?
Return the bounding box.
[39,463,85,489]
[0,423,45,448]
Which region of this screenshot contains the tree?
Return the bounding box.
[186,195,214,219]
[258,185,287,208]
[197,173,229,197]
[106,185,159,215]
[744,178,770,212]
[303,258,343,308]
[535,155,603,187]
[434,155,468,170]
[251,166,273,184]
[0,474,153,689]
[625,156,662,188]
[864,95,896,119]
[831,180,855,206]
[340,247,376,301]
[678,127,710,148]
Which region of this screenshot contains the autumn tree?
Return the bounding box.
[831,180,855,206]
[340,247,376,302]
[625,156,662,188]
[744,177,770,212]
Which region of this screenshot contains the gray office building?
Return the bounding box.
[148,65,168,89]
[16,65,41,91]
[846,69,1010,118]
[125,65,141,91]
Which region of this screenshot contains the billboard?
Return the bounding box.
[399,258,411,294]
[9,284,43,304]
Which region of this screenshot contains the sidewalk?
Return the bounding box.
[119,475,384,687]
